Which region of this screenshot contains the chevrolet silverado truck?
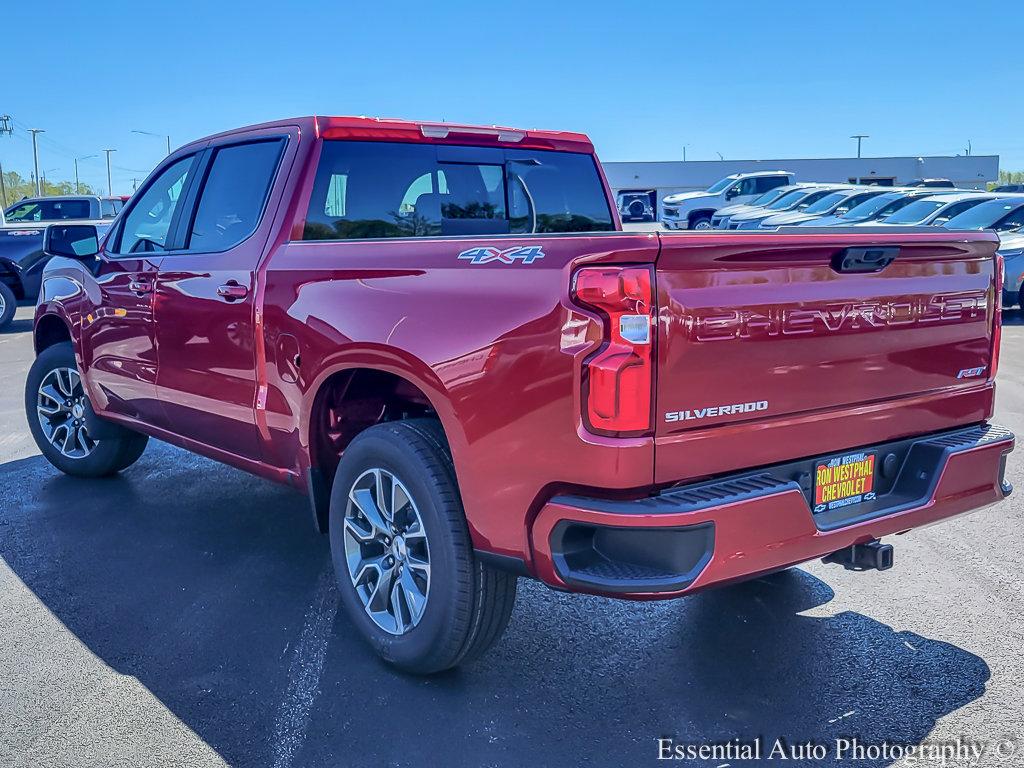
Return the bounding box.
[26,116,1014,674]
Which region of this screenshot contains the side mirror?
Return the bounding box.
[44,224,99,260]
[725,187,739,200]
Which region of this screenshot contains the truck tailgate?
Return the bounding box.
[653,230,1000,484]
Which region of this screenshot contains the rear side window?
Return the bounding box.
[187,140,283,251]
[303,140,614,240]
[754,176,788,194]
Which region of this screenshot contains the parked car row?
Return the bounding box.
[658,172,1024,235]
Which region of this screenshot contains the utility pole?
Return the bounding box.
[29,128,45,195]
[0,117,11,208]
[966,139,972,156]
[103,149,116,195]
[682,145,689,162]
[850,134,869,159]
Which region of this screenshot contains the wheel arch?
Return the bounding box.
[301,350,464,533]
[687,208,717,226]
[33,312,73,355]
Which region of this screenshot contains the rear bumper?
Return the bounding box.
[529,424,1014,599]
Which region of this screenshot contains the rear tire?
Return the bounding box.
[0,282,16,331]
[329,418,517,674]
[25,342,149,477]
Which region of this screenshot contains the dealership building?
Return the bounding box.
[602,155,999,218]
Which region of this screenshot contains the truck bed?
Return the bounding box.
[653,227,999,484]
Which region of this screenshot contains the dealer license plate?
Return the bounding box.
[813,451,877,513]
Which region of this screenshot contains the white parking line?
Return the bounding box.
[270,568,339,768]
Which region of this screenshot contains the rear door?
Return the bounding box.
[153,134,290,461]
[653,231,998,481]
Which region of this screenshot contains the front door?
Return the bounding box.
[80,154,198,428]
[154,138,286,461]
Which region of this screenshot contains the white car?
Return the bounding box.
[661,171,794,230]
[870,192,996,227]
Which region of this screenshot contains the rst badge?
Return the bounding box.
[458,245,545,265]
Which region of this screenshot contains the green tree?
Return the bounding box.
[990,169,1024,190]
[1,169,97,209]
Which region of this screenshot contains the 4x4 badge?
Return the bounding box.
[458,245,545,265]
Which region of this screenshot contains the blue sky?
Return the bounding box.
[3,0,1022,195]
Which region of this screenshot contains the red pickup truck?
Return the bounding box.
[26,116,1014,674]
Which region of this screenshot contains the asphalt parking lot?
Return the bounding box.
[2,302,1022,768]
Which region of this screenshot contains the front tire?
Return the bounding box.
[25,342,149,477]
[329,419,517,674]
[690,216,713,230]
[0,282,16,331]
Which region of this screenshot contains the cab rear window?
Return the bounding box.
[302,141,614,240]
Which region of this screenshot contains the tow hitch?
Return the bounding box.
[823,540,894,571]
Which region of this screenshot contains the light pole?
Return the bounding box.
[682,144,690,162]
[28,128,45,195]
[132,129,171,155]
[850,134,869,158]
[103,149,116,195]
[74,155,96,194]
[41,167,59,190]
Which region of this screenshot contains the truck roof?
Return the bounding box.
[722,170,794,179]
[187,115,596,154]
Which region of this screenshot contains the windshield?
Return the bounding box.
[750,187,790,206]
[5,198,91,221]
[882,199,947,224]
[839,193,904,220]
[706,176,737,194]
[944,200,1024,230]
[802,192,847,214]
[767,189,808,210]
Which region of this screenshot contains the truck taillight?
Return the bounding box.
[572,266,655,436]
[992,252,1004,380]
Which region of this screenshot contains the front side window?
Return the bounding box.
[5,199,91,221]
[931,199,985,225]
[303,141,613,240]
[187,140,283,251]
[994,205,1024,232]
[113,156,194,254]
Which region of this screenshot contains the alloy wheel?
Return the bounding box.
[343,467,431,635]
[36,367,97,459]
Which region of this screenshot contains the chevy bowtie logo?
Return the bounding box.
[458,245,545,265]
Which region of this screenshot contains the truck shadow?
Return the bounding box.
[0,444,990,768]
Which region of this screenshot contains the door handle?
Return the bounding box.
[128,279,153,295]
[217,282,249,301]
